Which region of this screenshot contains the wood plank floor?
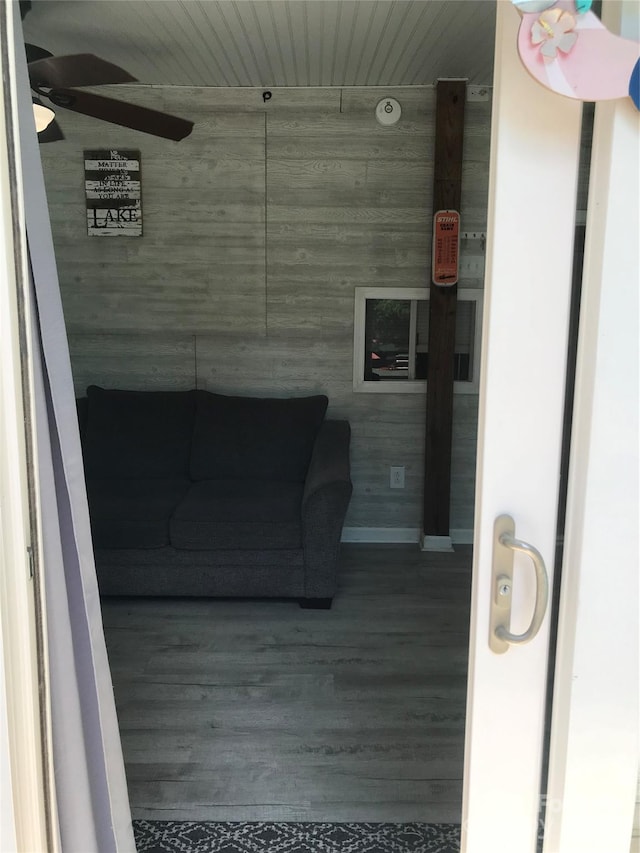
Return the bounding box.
[101,544,472,823]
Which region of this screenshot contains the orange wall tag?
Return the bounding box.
[432,209,460,287]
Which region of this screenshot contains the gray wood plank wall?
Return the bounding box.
[39,85,492,532]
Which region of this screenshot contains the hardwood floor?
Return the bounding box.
[102,544,472,823]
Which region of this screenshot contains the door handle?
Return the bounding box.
[489,515,550,654]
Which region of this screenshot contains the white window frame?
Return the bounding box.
[353,286,483,394]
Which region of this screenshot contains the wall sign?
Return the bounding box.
[432,209,460,287]
[84,149,142,236]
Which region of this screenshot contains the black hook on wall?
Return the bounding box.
[262,91,272,103]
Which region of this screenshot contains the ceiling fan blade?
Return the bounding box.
[25,43,54,64]
[38,119,65,144]
[28,54,137,90]
[48,89,194,141]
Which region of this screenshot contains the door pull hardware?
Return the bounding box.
[489,515,550,654]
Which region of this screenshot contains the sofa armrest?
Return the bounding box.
[76,396,88,441]
[303,419,351,505]
[301,420,352,599]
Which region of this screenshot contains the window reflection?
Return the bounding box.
[363,297,475,383]
[365,299,411,381]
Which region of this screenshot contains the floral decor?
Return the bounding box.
[511,0,640,110]
[531,9,578,62]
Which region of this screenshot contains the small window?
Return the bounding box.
[353,287,483,394]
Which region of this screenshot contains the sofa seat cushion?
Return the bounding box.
[190,391,328,482]
[88,478,191,549]
[170,479,303,550]
[84,386,196,479]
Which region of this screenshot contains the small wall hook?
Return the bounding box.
[262,90,272,103]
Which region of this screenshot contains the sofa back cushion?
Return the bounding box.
[191,391,328,482]
[84,385,196,479]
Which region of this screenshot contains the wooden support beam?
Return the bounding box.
[423,80,466,545]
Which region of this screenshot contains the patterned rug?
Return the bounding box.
[133,821,461,852]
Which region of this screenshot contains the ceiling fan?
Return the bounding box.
[21,3,193,143]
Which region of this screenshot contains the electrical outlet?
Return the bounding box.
[390,466,405,489]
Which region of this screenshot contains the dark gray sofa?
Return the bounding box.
[78,385,352,607]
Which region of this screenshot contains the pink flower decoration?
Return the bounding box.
[531,9,578,62]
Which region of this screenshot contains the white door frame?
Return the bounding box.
[0,1,51,849]
[544,1,639,849]
[464,2,638,851]
[462,2,583,850]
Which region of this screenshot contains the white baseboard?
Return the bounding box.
[341,527,474,545]
[451,529,474,545]
[421,535,454,552]
[451,527,473,545]
[341,527,419,543]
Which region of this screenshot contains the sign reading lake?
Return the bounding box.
[84,149,142,237]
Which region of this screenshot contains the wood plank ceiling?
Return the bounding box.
[22,1,496,88]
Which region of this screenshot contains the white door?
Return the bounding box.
[462,3,639,852]
[462,3,582,851]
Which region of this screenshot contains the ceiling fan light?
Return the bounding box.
[32,97,56,132]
